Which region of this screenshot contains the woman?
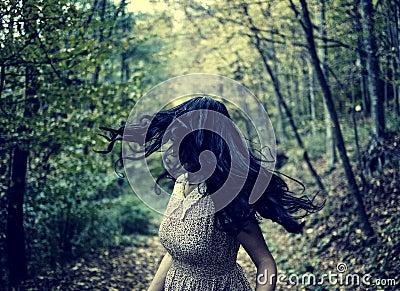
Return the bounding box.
[99,96,322,290]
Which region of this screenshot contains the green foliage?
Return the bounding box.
[24,175,156,276]
[0,0,170,286]
[1,0,399,288]
[114,195,158,237]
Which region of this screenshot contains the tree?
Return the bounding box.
[351,0,371,117]
[289,0,374,236]
[0,0,150,286]
[176,1,327,192]
[360,0,385,137]
[5,0,41,284]
[239,3,326,193]
[318,0,337,168]
[6,147,29,285]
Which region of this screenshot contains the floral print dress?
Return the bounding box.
[158,174,252,291]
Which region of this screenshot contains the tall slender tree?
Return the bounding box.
[241,3,326,193]
[318,0,337,168]
[360,0,385,137]
[289,0,374,235]
[6,0,41,284]
[0,0,142,286]
[352,0,371,118]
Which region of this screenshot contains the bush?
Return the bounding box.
[115,195,157,236]
[23,177,156,278]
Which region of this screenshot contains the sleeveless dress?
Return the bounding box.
[158,175,252,291]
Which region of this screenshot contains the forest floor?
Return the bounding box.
[18,236,257,290]
[19,131,400,291]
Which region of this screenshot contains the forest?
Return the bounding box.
[0,0,399,290]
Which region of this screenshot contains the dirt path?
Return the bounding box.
[20,235,257,290]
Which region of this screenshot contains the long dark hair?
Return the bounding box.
[97,96,323,235]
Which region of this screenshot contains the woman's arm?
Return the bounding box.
[147,252,172,291]
[237,222,277,291]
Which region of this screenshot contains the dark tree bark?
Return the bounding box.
[290,0,374,236]
[93,0,107,83]
[241,5,326,194]
[6,146,29,287]
[360,0,385,137]
[318,0,337,168]
[120,5,131,84]
[308,59,317,134]
[352,0,371,117]
[269,27,287,143]
[389,2,400,116]
[6,1,40,286]
[300,58,312,121]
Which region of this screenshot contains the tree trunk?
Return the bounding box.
[353,0,371,117]
[359,54,370,117]
[318,0,336,168]
[292,0,374,236]
[265,53,325,192]
[301,59,312,121]
[241,11,326,192]
[93,0,107,83]
[360,0,385,137]
[308,59,317,135]
[394,57,400,116]
[391,4,400,116]
[293,69,300,118]
[5,1,40,286]
[396,3,400,116]
[269,29,287,143]
[6,146,29,287]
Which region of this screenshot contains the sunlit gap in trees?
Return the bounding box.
[124,0,215,14]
